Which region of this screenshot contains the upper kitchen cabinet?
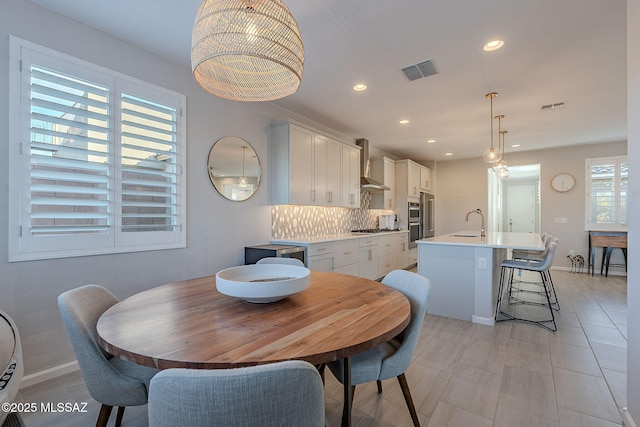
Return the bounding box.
[420,165,433,194]
[370,157,396,210]
[271,119,359,207]
[342,144,361,208]
[314,134,342,206]
[396,159,421,201]
[271,121,314,205]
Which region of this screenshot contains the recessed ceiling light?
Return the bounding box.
[445,152,453,156]
[483,39,504,51]
[353,83,367,92]
[511,144,521,148]
[399,119,410,124]
[427,139,436,143]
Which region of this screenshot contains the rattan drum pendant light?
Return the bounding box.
[191,0,304,102]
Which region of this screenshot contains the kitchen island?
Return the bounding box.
[417,231,543,325]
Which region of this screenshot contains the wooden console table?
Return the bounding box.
[588,230,627,276]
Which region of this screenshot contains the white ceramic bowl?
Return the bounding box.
[215,264,311,303]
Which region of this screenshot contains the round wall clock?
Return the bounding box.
[551,173,575,192]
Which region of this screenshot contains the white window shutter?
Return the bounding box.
[9,37,186,261]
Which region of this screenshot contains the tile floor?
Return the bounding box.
[16,270,627,426]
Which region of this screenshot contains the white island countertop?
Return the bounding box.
[417,231,543,251]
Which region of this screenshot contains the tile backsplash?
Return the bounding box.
[272,191,387,239]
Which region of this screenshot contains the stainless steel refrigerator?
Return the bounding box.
[420,192,435,238]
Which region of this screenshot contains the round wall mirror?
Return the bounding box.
[208,137,261,201]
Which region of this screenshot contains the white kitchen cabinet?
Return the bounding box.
[408,161,420,198]
[370,157,396,210]
[377,234,398,279]
[271,123,315,205]
[308,242,333,271]
[271,119,354,207]
[314,135,342,205]
[272,232,408,279]
[359,236,378,280]
[309,253,333,272]
[420,166,433,193]
[342,144,361,208]
[394,159,421,206]
[396,233,409,269]
[332,240,359,275]
[395,159,431,231]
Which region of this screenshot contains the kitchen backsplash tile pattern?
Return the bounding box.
[272,191,388,239]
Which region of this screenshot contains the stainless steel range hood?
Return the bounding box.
[355,138,390,191]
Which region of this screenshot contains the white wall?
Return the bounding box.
[626,0,639,423]
[0,0,281,375]
[434,141,627,270]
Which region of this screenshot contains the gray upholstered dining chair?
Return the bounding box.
[148,360,325,427]
[58,285,159,427]
[327,269,431,427]
[256,256,306,267]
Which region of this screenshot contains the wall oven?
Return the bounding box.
[408,202,420,248]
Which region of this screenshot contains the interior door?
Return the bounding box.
[507,185,536,232]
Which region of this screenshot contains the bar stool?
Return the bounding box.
[495,241,559,332]
[510,236,559,308]
[511,233,548,262]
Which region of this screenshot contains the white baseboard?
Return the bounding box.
[622,408,637,427]
[472,315,495,326]
[550,265,627,277]
[20,360,79,389]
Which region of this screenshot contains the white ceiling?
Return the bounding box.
[31,0,627,163]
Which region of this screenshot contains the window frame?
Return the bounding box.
[584,155,628,231]
[8,36,187,262]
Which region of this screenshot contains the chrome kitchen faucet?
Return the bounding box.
[465,209,486,237]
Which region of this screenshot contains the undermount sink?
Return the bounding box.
[451,233,480,237]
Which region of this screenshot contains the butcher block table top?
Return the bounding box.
[97,271,410,370]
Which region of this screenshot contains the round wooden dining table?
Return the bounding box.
[97,271,411,427]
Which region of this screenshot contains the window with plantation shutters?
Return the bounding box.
[9,37,186,261]
[29,65,111,238]
[585,156,628,231]
[118,90,180,245]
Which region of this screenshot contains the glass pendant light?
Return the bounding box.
[497,130,510,179]
[483,92,502,163]
[239,146,248,188]
[493,115,507,172]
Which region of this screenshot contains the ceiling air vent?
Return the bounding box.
[401,59,438,81]
[541,102,565,111]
